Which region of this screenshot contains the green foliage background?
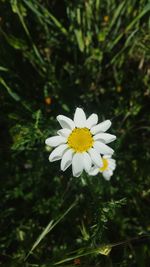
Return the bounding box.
[0,0,150,266]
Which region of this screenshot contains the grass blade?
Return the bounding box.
[0,66,9,72]
[23,0,68,36]
[108,3,150,50]
[25,199,78,260]
[0,77,20,101]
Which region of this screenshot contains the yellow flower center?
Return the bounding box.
[100,158,109,172]
[67,128,94,152]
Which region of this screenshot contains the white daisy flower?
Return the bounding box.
[45,107,116,177]
[89,155,116,180]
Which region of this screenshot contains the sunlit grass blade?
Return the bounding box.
[74,29,85,52]
[107,1,125,33]
[0,77,20,101]
[24,199,78,261]
[10,0,45,67]
[0,66,9,72]
[0,28,28,50]
[0,77,33,112]
[54,245,112,265]
[54,234,150,265]
[110,29,138,64]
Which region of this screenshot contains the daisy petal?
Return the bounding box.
[74,108,86,128]
[86,114,98,129]
[94,141,114,155]
[109,159,116,170]
[83,152,92,172]
[72,153,84,177]
[61,149,74,171]
[57,128,71,138]
[45,136,67,147]
[88,148,103,167]
[94,133,116,144]
[49,144,68,162]
[57,115,75,130]
[110,164,116,171]
[89,166,99,176]
[91,120,111,135]
[103,170,112,180]
[109,158,116,164]
[103,155,111,159]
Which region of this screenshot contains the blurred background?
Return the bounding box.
[0,0,150,266]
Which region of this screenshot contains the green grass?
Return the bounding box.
[0,0,150,266]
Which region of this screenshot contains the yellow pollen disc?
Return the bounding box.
[67,128,94,152]
[100,158,109,172]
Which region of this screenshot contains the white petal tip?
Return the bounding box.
[110,149,114,155]
[45,139,50,146]
[74,107,86,128]
[73,172,81,177]
[48,156,52,162]
[56,115,61,120]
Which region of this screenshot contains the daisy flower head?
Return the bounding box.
[45,108,116,177]
[89,155,116,180]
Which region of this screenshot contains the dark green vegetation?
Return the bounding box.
[0,0,150,266]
